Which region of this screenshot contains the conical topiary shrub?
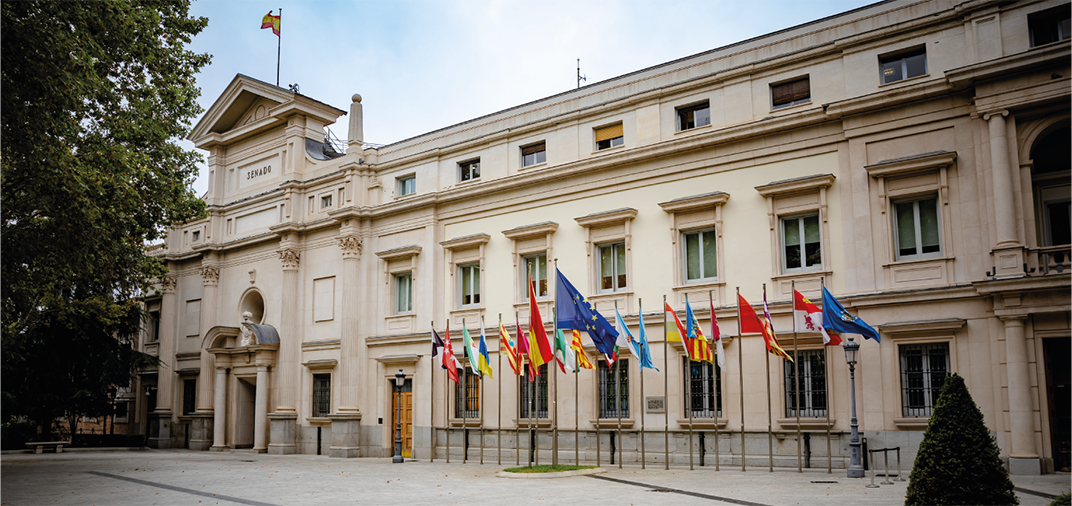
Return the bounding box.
[905,373,1018,506]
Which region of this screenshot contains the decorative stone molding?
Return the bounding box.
[337,235,362,259]
[278,248,301,271]
[200,266,220,285]
[161,275,178,293]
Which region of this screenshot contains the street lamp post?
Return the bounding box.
[843,337,864,478]
[393,369,406,464]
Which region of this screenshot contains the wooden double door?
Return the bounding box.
[390,379,413,457]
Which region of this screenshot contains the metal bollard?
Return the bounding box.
[866,450,880,488]
[895,447,905,482]
[881,449,894,484]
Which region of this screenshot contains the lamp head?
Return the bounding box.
[843,336,860,366]
[395,369,406,388]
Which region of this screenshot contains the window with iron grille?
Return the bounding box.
[771,77,811,109]
[182,379,196,415]
[784,349,827,418]
[683,357,721,418]
[454,366,480,418]
[312,374,331,417]
[899,342,949,417]
[598,359,629,418]
[519,364,549,418]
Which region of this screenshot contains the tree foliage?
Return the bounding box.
[1,0,210,435]
[905,373,1018,506]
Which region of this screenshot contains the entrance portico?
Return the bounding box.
[208,322,279,453]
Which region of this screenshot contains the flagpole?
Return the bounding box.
[431,320,436,463]
[685,295,694,472]
[462,319,468,465]
[532,365,537,466]
[575,332,580,466]
[614,301,622,470]
[515,313,520,466]
[764,283,773,473]
[709,290,719,472]
[446,321,451,464]
[639,298,646,470]
[552,307,559,468]
[737,287,745,472]
[792,280,802,474]
[480,318,485,465]
[276,8,281,87]
[663,294,669,470]
[822,277,832,474]
[498,314,503,466]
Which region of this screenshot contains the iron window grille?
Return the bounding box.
[519,364,549,418]
[684,357,721,418]
[312,374,331,417]
[182,379,196,415]
[454,366,480,418]
[899,342,950,417]
[784,349,828,418]
[599,359,629,418]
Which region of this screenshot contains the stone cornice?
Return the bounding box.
[864,151,957,179]
[755,174,835,198]
[946,41,1071,89]
[501,221,559,241]
[972,274,1072,296]
[878,318,967,336]
[658,192,730,214]
[574,208,638,228]
[439,233,491,251]
[374,245,422,261]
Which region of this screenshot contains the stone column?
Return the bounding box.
[268,246,300,455]
[254,365,270,453]
[985,110,1024,275]
[210,366,228,451]
[190,259,219,451]
[149,274,177,449]
[1002,315,1040,474]
[330,233,363,458]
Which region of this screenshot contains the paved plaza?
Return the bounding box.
[1,450,1067,506]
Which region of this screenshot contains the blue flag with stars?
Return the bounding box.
[821,285,881,342]
[555,270,619,357]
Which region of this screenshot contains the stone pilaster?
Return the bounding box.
[1002,315,1040,475]
[337,235,363,414]
[210,366,228,451]
[254,365,270,453]
[149,274,177,449]
[193,256,219,453]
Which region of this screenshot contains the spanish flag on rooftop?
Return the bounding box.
[261,10,280,36]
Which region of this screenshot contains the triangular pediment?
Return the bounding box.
[189,74,292,143]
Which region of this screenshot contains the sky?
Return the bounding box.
[184,0,876,196]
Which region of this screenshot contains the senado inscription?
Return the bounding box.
[247,165,272,180]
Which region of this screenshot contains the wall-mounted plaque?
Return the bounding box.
[646,396,666,414]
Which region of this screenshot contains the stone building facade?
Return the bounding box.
[136,0,1070,475]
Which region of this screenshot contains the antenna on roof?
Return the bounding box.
[577,59,586,89]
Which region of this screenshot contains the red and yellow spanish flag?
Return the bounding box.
[499,322,522,375]
[261,11,280,36]
[570,330,596,370]
[527,280,554,370]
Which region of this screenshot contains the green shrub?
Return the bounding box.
[1049,491,1070,506]
[905,373,1017,505]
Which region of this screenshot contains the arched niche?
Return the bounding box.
[238,288,266,325]
[1028,121,1071,248]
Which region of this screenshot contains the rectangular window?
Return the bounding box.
[899,342,950,417]
[394,273,413,314]
[598,242,627,292]
[771,77,811,109]
[113,402,129,422]
[879,47,927,84]
[148,311,160,343]
[521,142,547,168]
[598,359,629,418]
[893,195,941,260]
[782,214,821,272]
[192,230,201,242]
[595,123,624,150]
[1040,185,1071,246]
[784,350,827,417]
[519,364,549,418]
[397,175,415,196]
[321,195,333,209]
[312,373,331,417]
[458,263,480,307]
[522,253,548,300]
[454,366,480,418]
[182,379,196,415]
[1029,5,1071,47]
[683,229,717,282]
[684,358,721,418]
[458,159,480,182]
[676,101,711,131]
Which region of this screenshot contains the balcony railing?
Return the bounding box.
[1035,245,1071,274]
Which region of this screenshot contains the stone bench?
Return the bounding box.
[25,441,70,454]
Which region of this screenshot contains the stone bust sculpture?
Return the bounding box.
[239,311,255,347]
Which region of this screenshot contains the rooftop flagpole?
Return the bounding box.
[276,8,281,87]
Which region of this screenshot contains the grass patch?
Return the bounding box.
[502,464,596,474]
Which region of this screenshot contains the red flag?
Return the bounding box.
[442,325,460,383]
[738,294,765,334]
[516,314,536,381]
[527,279,553,369]
[793,289,842,346]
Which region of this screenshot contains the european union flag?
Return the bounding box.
[821,286,881,342]
[555,270,619,357]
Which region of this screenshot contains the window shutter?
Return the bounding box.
[595,123,623,142]
[772,78,810,106]
[521,142,545,156]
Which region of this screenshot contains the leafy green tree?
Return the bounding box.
[905,373,1018,506]
[1,0,210,437]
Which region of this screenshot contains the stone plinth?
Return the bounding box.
[188,413,214,451]
[147,411,172,449]
[327,414,362,458]
[267,413,298,455]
